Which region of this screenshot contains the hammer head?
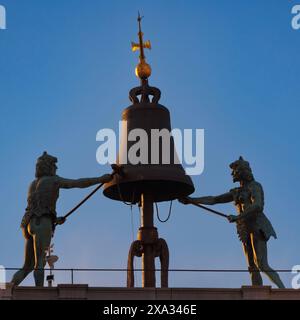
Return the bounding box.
[111,164,125,177]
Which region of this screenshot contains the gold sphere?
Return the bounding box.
[135,61,152,79]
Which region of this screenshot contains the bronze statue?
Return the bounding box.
[180,156,285,288]
[11,152,113,287]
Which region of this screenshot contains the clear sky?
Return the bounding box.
[0,0,299,288]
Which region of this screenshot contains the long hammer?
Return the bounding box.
[182,198,229,219]
[58,164,124,224]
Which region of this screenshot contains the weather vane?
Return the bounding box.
[131,12,152,80]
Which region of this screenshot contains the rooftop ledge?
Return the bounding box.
[1,284,300,300]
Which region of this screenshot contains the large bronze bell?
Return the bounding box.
[103,84,195,203]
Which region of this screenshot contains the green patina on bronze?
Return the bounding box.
[11,152,112,287]
[180,156,285,288]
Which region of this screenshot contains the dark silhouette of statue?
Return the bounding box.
[11,152,113,287]
[180,156,285,288]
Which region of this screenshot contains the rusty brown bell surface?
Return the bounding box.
[103,99,195,203]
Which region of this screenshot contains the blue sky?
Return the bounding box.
[0,0,300,288]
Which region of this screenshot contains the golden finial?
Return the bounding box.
[131,12,152,80]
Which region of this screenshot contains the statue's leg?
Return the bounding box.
[156,238,169,288]
[251,233,285,289]
[11,228,34,286]
[31,217,53,287]
[127,240,142,288]
[242,238,263,286]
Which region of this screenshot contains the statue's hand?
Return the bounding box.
[100,174,113,183]
[227,215,238,223]
[178,197,192,205]
[56,216,66,225]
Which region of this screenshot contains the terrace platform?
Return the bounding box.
[1,284,300,300]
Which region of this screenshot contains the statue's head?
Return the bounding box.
[35,151,57,178]
[229,156,254,183]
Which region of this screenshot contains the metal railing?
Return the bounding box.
[4,267,294,285]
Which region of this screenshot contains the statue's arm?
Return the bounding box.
[57,174,112,189]
[239,183,263,220]
[25,180,36,209]
[190,192,233,205]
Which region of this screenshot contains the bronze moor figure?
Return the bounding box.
[180,156,285,288]
[11,152,113,287]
